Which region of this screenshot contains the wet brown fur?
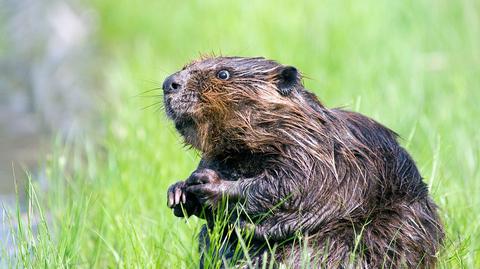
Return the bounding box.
[164,56,444,268]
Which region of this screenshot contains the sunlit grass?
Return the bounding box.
[3,0,480,267]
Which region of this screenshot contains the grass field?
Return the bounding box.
[4,0,480,267]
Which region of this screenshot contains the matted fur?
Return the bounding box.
[164,56,443,268]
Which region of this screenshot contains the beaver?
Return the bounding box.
[163,56,443,268]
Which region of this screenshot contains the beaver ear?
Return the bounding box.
[276,66,299,96]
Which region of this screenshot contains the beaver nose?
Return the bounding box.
[162,75,181,94]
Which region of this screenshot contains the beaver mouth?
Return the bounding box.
[164,98,195,119]
[163,96,175,119]
[163,95,196,134]
[163,91,198,117]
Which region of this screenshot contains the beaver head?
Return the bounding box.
[162,56,326,157]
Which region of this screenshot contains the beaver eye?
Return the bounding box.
[216,70,230,80]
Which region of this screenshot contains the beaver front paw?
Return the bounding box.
[167,181,187,207]
[167,181,200,217]
[185,169,226,208]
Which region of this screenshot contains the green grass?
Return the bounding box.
[3,0,480,267]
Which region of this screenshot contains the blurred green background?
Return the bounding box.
[1,0,479,267]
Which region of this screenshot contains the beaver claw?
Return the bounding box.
[167,181,187,208]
